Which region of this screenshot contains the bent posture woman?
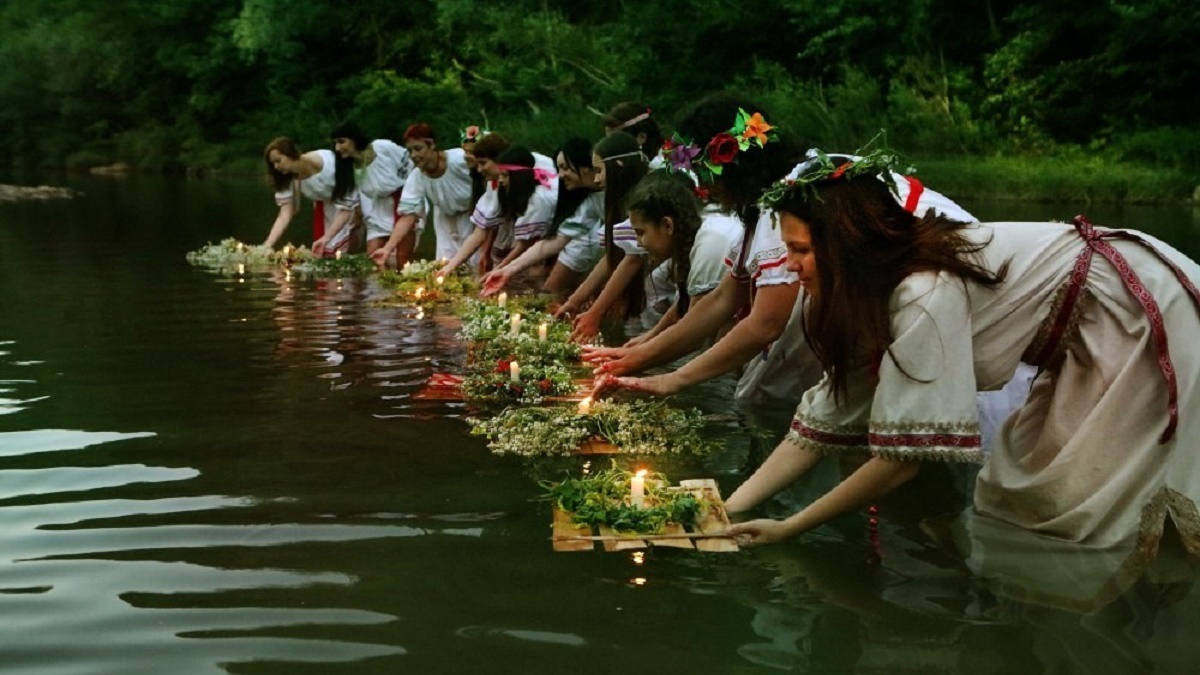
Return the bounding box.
[728,155,1200,566]
[262,137,356,253]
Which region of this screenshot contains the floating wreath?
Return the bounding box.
[469,399,720,457]
[377,263,478,303]
[541,462,709,535]
[459,358,577,405]
[186,238,301,268]
[289,253,377,277]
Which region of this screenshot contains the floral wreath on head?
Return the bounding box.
[460,125,489,144]
[660,108,777,184]
[757,131,914,212]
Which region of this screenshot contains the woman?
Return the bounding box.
[601,101,663,162]
[438,134,556,277]
[727,155,1200,564]
[261,137,356,254]
[315,122,414,268]
[479,138,604,298]
[555,132,652,339]
[371,123,474,267]
[623,170,742,344]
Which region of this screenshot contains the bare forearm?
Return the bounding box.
[588,254,644,317]
[726,439,824,513]
[381,214,418,255]
[780,458,919,536]
[499,239,532,268]
[567,257,612,307]
[629,274,736,369]
[263,203,295,247]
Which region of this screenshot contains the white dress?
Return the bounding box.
[354,139,414,241]
[788,220,1200,559]
[272,149,357,254]
[469,153,556,255]
[397,148,474,261]
[555,190,606,273]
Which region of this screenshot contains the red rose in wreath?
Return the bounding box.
[495,358,511,374]
[706,133,739,165]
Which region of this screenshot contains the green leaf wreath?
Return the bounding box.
[541,462,710,534]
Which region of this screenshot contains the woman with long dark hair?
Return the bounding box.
[725,156,1200,571]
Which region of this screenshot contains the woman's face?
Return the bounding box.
[497,170,510,188]
[557,152,597,191]
[333,137,359,158]
[268,149,300,175]
[477,157,500,180]
[780,213,819,295]
[630,210,673,261]
[461,142,477,168]
[405,138,439,173]
[591,154,607,190]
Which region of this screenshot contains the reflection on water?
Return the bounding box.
[1,176,1199,673]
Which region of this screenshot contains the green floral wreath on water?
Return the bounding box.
[757,132,916,212]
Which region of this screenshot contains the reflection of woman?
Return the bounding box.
[261,138,356,253]
[317,123,414,267]
[371,123,474,266]
[479,138,604,298]
[728,155,1200,564]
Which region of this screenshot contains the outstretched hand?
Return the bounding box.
[726,519,792,546]
[312,238,328,258]
[369,247,391,269]
[479,269,511,297]
[589,372,680,398]
[570,310,603,343]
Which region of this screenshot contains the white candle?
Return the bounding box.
[402,262,411,274]
[497,292,507,309]
[285,270,291,282]
[509,360,520,383]
[415,286,425,300]
[237,242,245,253]
[577,396,592,415]
[630,469,647,508]
[510,313,521,336]
[237,263,245,275]
[538,322,548,342]
[335,250,343,260]
[435,275,445,286]
[282,244,291,257]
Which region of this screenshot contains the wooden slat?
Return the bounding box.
[577,438,619,455]
[597,525,647,551]
[552,506,596,552]
[679,479,739,552]
[650,522,695,549]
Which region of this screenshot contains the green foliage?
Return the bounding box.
[0,0,1196,199]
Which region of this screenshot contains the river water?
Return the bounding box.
[2,174,1199,674]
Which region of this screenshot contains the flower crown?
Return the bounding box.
[757,132,914,211]
[660,108,777,184]
[460,125,489,144]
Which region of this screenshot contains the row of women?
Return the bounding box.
[261,93,1200,585]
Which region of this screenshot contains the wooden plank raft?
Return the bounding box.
[551,478,739,553]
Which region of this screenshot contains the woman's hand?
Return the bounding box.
[570,309,603,343]
[599,374,682,397]
[726,519,793,546]
[369,246,393,269]
[312,236,329,258]
[479,268,512,297]
[582,346,648,378]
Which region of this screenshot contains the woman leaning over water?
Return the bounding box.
[726,153,1200,567]
[261,137,357,254]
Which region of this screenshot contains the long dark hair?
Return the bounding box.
[774,167,1005,402]
[496,146,537,221]
[595,131,650,316]
[330,122,369,201]
[263,137,301,191]
[625,171,704,315]
[548,137,596,238]
[674,93,799,232]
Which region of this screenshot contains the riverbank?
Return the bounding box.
[917,155,1199,205]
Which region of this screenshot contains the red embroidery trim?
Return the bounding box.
[868,432,981,448]
[790,420,866,447]
[902,176,924,214]
[1032,215,1200,443]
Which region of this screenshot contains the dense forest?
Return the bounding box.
[1,0,1197,191]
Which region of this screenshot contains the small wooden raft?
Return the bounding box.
[551,479,739,553]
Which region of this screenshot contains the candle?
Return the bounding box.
[510,313,521,336]
[630,469,647,509]
[415,286,425,300]
[237,242,245,253]
[577,396,592,415]
[497,292,507,309]
[402,261,411,274]
[285,269,291,282]
[435,275,444,286]
[538,322,548,341]
[509,360,520,383]
[335,250,343,260]
[237,263,245,275]
[282,244,291,257]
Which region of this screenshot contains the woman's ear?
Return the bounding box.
[636,132,648,147]
[661,216,675,236]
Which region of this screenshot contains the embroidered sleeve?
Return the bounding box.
[868,271,984,463]
[397,170,429,217]
[786,373,873,455]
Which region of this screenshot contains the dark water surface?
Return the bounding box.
[2,175,1199,674]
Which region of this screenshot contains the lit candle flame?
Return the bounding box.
[577,396,592,415]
